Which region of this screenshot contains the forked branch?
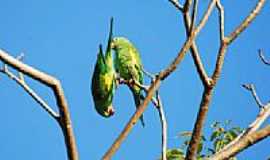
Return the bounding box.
[0,49,78,160]
[103,0,217,158]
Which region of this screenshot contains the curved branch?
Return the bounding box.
[259,49,270,65]
[0,49,78,160]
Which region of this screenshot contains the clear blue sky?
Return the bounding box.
[0,0,269,159]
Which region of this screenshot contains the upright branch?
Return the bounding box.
[156,91,167,160]
[216,0,225,42]
[0,49,78,160]
[183,0,266,159]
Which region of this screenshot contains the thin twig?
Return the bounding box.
[168,0,184,12]
[216,0,225,42]
[16,53,25,82]
[242,84,264,108]
[160,0,217,80]
[190,0,199,32]
[142,67,155,80]
[156,91,167,160]
[258,49,270,65]
[0,49,78,160]
[0,66,59,119]
[182,4,211,87]
[117,75,168,160]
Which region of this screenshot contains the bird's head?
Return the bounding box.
[96,104,115,118]
[111,37,131,50]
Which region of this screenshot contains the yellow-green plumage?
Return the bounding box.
[91,18,115,117]
[111,37,145,126]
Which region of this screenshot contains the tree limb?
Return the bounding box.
[168,0,184,12]
[227,0,266,44]
[242,84,265,108]
[186,1,266,159]
[0,49,78,160]
[216,0,225,42]
[0,66,59,119]
[209,125,270,160]
[182,4,211,87]
[156,91,167,160]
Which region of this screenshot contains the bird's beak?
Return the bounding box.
[105,105,115,117]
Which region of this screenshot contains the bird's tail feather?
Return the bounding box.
[132,91,145,127]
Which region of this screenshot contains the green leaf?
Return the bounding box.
[210,130,221,141]
[214,139,224,152]
[165,149,185,160]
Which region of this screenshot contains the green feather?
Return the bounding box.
[112,37,145,126]
[91,19,116,118]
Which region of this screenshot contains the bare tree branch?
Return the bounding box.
[216,0,225,42]
[258,49,270,65]
[160,0,217,80]
[168,0,184,12]
[209,125,270,160]
[186,87,213,160]
[186,1,266,159]
[227,0,266,44]
[0,49,78,160]
[242,84,265,108]
[211,43,228,86]
[190,0,198,32]
[0,66,59,119]
[156,91,167,160]
[183,0,192,13]
[182,5,211,87]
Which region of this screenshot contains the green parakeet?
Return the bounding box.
[111,37,145,126]
[91,18,116,117]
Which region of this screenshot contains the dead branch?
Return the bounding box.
[168,0,184,12]
[258,49,270,65]
[227,0,266,44]
[185,0,266,159]
[216,0,225,42]
[156,91,167,160]
[209,125,270,160]
[242,84,265,108]
[181,5,212,87]
[0,65,59,119]
[0,49,78,160]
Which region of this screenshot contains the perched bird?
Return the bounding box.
[91,18,116,117]
[111,37,145,126]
